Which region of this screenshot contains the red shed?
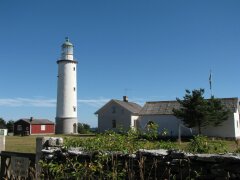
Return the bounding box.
[14,117,55,135]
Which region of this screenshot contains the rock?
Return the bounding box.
[138,149,168,156]
[48,137,63,147]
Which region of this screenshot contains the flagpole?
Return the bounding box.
[209,70,212,97]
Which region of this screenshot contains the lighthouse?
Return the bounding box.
[55,37,78,134]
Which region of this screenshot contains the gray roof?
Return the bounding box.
[16,118,54,125]
[139,97,239,115]
[113,100,142,114]
[95,99,142,115]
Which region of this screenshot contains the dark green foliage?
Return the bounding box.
[235,148,240,153]
[0,118,6,128]
[0,118,15,133]
[173,89,229,134]
[6,120,14,132]
[206,96,230,126]
[78,123,91,134]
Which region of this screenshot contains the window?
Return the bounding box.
[73,87,76,91]
[134,120,137,128]
[73,106,76,112]
[112,120,116,128]
[112,106,116,113]
[41,125,46,131]
[73,67,76,71]
[17,125,22,131]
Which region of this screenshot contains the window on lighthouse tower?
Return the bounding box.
[62,46,72,56]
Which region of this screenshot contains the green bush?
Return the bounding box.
[41,130,178,179]
[64,129,177,154]
[187,135,210,153]
[234,148,240,153]
[187,135,227,153]
[145,121,159,140]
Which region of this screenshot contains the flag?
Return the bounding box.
[209,70,212,90]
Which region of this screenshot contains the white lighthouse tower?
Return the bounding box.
[56,37,78,134]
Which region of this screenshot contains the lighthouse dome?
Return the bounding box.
[62,37,73,47]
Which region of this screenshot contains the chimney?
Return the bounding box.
[123,96,128,102]
[30,117,33,122]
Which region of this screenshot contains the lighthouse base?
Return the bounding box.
[55,117,78,134]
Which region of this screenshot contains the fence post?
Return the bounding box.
[0,129,7,178]
[0,129,7,152]
[0,156,6,178]
[35,137,48,178]
[35,137,64,178]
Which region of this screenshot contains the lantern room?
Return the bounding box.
[61,37,73,60]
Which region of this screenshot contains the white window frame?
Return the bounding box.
[41,125,46,131]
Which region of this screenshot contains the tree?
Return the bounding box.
[0,118,6,128]
[206,97,230,127]
[6,120,14,133]
[78,123,91,134]
[173,89,229,135]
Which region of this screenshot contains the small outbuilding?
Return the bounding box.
[14,117,55,135]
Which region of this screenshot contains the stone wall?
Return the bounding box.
[38,137,240,179]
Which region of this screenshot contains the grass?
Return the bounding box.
[4,135,239,154]
[5,134,93,153]
[5,135,37,153]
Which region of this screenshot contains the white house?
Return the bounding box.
[96,96,240,139]
[95,96,142,133]
[138,97,240,139]
[138,100,193,137]
[201,98,240,138]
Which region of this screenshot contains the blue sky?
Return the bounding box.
[0,0,239,127]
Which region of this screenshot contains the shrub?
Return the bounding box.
[40,130,178,179]
[235,148,240,153]
[187,135,227,153]
[187,135,210,153]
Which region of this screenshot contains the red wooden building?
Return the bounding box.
[14,117,55,135]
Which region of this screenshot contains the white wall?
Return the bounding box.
[97,101,132,133]
[201,114,235,138]
[200,110,239,139]
[56,61,77,118]
[234,109,240,138]
[131,116,139,129]
[138,115,192,136]
[138,112,239,138]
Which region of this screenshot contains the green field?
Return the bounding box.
[5,135,37,153]
[4,135,239,154]
[5,135,93,153]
